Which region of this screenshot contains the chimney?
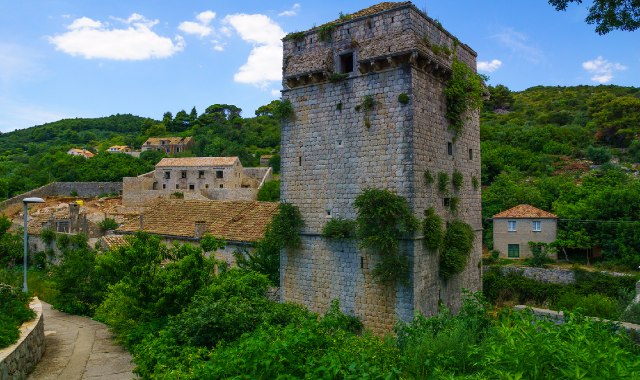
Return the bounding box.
[194,221,206,239]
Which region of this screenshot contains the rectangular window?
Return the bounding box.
[339,52,354,73]
[175,184,179,189]
[162,184,166,189]
[508,244,520,258]
[181,171,187,179]
[447,142,453,156]
[189,184,195,190]
[198,170,205,179]
[164,171,171,179]
[219,184,224,188]
[508,220,517,232]
[443,198,451,207]
[532,221,541,232]
[469,148,473,160]
[299,156,302,166]
[216,170,224,179]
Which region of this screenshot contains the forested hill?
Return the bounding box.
[0,102,282,199]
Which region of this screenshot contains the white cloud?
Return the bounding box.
[271,89,281,97]
[582,56,627,84]
[179,11,216,38]
[48,13,184,60]
[279,4,301,17]
[477,59,502,73]
[223,14,285,87]
[493,28,543,63]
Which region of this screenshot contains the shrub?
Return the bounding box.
[40,228,56,246]
[269,202,304,250]
[620,302,640,324]
[422,208,443,251]
[322,218,356,239]
[452,170,463,190]
[317,23,335,42]
[586,145,611,164]
[439,220,475,279]
[444,58,485,140]
[398,93,410,105]
[257,180,280,201]
[437,172,449,193]
[424,170,434,186]
[0,284,35,348]
[274,99,295,120]
[98,217,119,231]
[554,292,619,319]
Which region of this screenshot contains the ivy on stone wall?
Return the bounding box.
[354,188,418,285]
[440,220,475,279]
[437,172,449,193]
[452,170,464,190]
[269,202,304,250]
[423,207,444,251]
[322,218,356,239]
[444,58,486,140]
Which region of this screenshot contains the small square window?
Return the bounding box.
[443,198,451,207]
[219,184,224,188]
[205,184,209,189]
[189,184,195,190]
[508,220,517,232]
[508,244,520,258]
[162,184,166,189]
[532,221,541,232]
[216,170,224,179]
[175,184,179,189]
[339,52,354,73]
[447,142,453,155]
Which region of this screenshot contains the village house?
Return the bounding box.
[492,204,558,259]
[66,148,94,158]
[107,145,132,153]
[140,137,194,155]
[115,198,279,266]
[122,156,272,207]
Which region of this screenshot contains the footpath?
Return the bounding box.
[28,302,134,380]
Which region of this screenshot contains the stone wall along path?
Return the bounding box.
[28,302,134,380]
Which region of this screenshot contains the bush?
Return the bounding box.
[422,208,443,251]
[98,217,119,231]
[0,284,35,348]
[322,218,356,239]
[257,179,280,201]
[439,220,475,279]
[586,145,611,164]
[620,302,640,324]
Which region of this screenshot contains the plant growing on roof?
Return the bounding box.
[317,23,335,42]
[329,72,349,83]
[284,31,305,41]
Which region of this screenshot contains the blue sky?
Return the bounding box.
[0,0,637,132]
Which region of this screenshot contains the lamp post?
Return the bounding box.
[23,197,44,293]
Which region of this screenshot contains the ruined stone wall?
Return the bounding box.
[280,3,481,332]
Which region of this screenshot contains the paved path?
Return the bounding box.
[28,302,135,380]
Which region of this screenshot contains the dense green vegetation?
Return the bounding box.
[0,284,35,348]
[482,84,640,269]
[0,103,281,199]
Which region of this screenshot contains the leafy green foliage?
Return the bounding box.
[354,188,418,285]
[322,218,356,239]
[256,179,280,201]
[444,58,485,139]
[0,284,35,348]
[0,216,22,266]
[398,93,410,105]
[328,72,349,82]
[437,172,449,193]
[423,170,434,186]
[274,99,294,121]
[98,218,119,231]
[317,23,335,42]
[451,169,463,190]
[423,208,444,251]
[269,202,304,250]
[549,0,640,34]
[586,145,612,164]
[439,220,475,279]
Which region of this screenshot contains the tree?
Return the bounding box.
[549,0,640,34]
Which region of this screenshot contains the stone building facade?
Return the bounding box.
[493,204,558,259]
[141,137,194,155]
[122,157,272,207]
[280,2,482,333]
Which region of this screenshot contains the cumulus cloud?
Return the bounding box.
[582,56,627,83]
[48,13,184,60]
[477,59,502,73]
[178,10,216,38]
[279,4,301,17]
[493,28,543,63]
[223,14,285,87]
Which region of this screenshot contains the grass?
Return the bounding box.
[0,267,58,302]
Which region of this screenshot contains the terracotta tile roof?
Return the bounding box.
[116,199,279,243]
[493,204,557,219]
[156,157,239,167]
[329,2,411,24]
[67,148,94,158]
[101,235,130,250]
[144,136,193,145]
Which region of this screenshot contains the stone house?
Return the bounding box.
[115,198,279,266]
[122,157,272,207]
[107,145,131,153]
[280,1,482,333]
[141,137,194,155]
[492,204,558,259]
[66,148,94,158]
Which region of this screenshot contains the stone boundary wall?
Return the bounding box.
[487,266,634,285]
[0,182,122,212]
[514,305,640,343]
[0,298,45,380]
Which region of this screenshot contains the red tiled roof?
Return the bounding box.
[493,204,557,219]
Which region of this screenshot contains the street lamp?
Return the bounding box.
[23,197,44,293]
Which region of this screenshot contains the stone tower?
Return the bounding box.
[280,1,482,333]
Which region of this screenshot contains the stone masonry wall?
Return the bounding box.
[281,3,481,332]
[0,298,45,380]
